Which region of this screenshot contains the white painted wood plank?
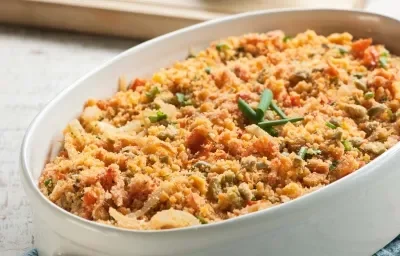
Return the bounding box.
[0,25,137,255]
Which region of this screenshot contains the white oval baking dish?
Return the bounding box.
[20,9,400,256]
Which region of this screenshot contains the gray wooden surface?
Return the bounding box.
[0,25,137,256]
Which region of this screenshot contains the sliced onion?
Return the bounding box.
[245,124,271,138]
[134,181,174,218]
[149,209,200,230]
[118,120,142,133]
[81,106,103,123]
[109,207,144,229]
[97,121,143,144]
[97,121,117,133]
[337,83,357,100]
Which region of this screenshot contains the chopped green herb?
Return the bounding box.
[145,86,160,100]
[176,93,192,106]
[183,99,193,106]
[338,47,348,55]
[160,156,169,163]
[283,36,293,43]
[257,69,267,84]
[270,101,287,119]
[333,130,343,140]
[256,162,268,170]
[342,140,353,151]
[258,117,304,128]
[364,92,375,100]
[193,161,211,171]
[148,111,167,123]
[325,121,337,129]
[379,57,388,68]
[329,119,340,127]
[307,148,322,156]
[379,52,389,69]
[353,73,364,79]
[216,43,230,51]
[329,160,339,171]
[368,104,386,117]
[197,216,208,224]
[298,146,308,159]
[381,50,389,57]
[354,80,367,92]
[255,89,273,121]
[44,178,52,187]
[265,126,278,137]
[388,109,395,122]
[205,67,211,74]
[176,93,185,103]
[330,77,339,85]
[379,96,388,103]
[251,196,257,201]
[238,98,258,123]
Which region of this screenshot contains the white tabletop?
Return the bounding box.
[0,25,136,255]
[364,0,400,19]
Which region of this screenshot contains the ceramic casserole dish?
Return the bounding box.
[20,9,400,256]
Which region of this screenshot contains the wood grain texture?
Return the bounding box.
[0,25,136,256]
[0,0,218,40]
[0,0,364,39]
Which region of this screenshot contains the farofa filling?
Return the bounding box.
[39,30,400,230]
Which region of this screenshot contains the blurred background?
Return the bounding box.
[0,0,368,39]
[0,0,396,256]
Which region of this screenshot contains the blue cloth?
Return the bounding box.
[22,248,38,256]
[23,237,400,255]
[374,235,400,256]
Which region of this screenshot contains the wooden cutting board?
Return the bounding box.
[0,0,365,39]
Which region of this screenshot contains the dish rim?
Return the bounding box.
[20,7,400,235]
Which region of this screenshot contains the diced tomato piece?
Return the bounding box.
[247,200,257,206]
[248,136,279,158]
[56,173,66,180]
[325,60,339,77]
[129,78,146,90]
[290,95,301,107]
[233,66,249,82]
[186,127,209,154]
[363,46,379,68]
[83,191,97,206]
[100,166,115,191]
[351,38,372,58]
[96,100,109,110]
[237,92,252,101]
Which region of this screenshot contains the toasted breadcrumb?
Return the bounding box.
[39,30,400,230]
